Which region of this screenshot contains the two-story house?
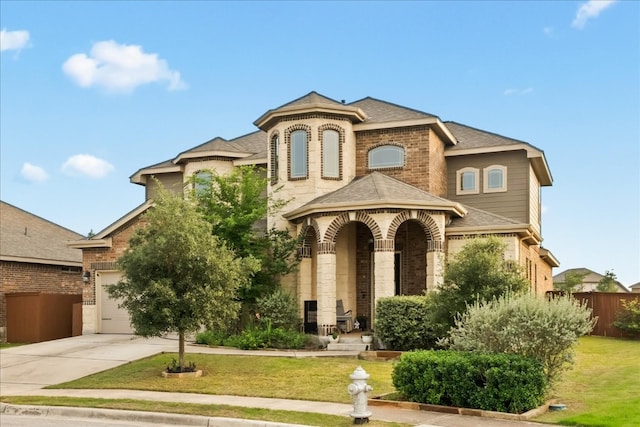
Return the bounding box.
[71,92,559,335]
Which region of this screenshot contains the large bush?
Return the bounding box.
[613,299,640,338]
[440,292,596,386]
[392,350,547,413]
[255,288,301,331]
[431,236,530,335]
[375,295,439,350]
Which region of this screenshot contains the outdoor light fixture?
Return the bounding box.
[83,271,91,283]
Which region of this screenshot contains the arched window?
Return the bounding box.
[368,145,405,169]
[456,167,479,195]
[322,129,340,178]
[270,134,279,184]
[484,165,507,192]
[290,130,308,179]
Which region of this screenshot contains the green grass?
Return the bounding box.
[0,342,26,349]
[0,396,408,427]
[534,336,640,427]
[48,353,397,404]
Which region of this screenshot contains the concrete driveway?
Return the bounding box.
[0,334,177,395]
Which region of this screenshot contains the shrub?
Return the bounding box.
[195,329,227,346]
[440,292,596,386]
[224,323,307,350]
[392,350,546,413]
[255,289,301,331]
[375,295,440,351]
[613,299,640,338]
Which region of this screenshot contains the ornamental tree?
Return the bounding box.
[109,187,258,371]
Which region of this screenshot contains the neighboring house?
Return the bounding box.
[70,92,559,335]
[553,267,630,293]
[631,282,640,293]
[0,201,83,341]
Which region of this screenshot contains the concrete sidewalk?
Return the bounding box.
[0,334,547,426]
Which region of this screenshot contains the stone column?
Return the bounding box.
[426,240,444,291]
[297,245,313,319]
[316,241,336,336]
[373,239,395,326]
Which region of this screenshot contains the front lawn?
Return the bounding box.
[48,353,396,404]
[534,336,640,427]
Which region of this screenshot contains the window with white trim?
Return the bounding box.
[456,167,479,195]
[290,130,308,179]
[368,145,405,169]
[484,165,507,193]
[322,129,340,178]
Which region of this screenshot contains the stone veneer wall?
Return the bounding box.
[0,261,82,340]
[519,240,554,294]
[355,125,446,197]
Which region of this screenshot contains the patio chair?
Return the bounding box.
[336,300,353,333]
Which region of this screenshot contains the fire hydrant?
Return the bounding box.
[347,365,373,424]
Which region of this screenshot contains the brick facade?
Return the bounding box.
[355,125,447,197]
[81,216,144,305]
[0,261,82,332]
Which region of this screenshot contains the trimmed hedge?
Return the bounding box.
[375,296,439,350]
[392,350,547,414]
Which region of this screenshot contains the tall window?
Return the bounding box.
[368,145,405,169]
[484,165,507,193]
[270,134,279,184]
[322,129,340,178]
[290,130,308,179]
[456,167,479,195]
[193,170,212,194]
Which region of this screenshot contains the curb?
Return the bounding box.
[0,402,311,427]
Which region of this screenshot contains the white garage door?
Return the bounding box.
[98,271,134,334]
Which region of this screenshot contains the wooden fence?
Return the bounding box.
[571,292,640,338]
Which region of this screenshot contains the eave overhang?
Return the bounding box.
[67,238,113,249]
[130,164,183,186]
[445,223,542,245]
[233,156,268,166]
[284,200,467,222]
[173,150,253,164]
[539,247,560,268]
[445,144,553,186]
[254,103,368,131]
[354,117,458,146]
[0,255,82,267]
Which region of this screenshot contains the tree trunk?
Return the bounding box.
[178,330,185,371]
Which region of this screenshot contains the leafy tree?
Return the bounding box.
[188,166,300,305]
[554,270,588,293]
[596,269,618,292]
[109,187,258,371]
[431,236,529,336]
[612,299,640,338]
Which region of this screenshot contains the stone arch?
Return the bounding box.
[298,218,320,258]
[324,211,383,244]
[386,210,443,251]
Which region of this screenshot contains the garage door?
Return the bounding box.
[98,271,134,334]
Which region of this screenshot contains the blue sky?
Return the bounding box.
[1,1,638,286]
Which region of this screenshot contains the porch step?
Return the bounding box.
[327,342,371,351]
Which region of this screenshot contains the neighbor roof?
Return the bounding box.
[0,201,82,266]
[284,172,466,220]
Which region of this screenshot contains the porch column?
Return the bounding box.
[297,245,313,319]
[316,241,336,336]
[373,239,395,326]
[426,240,444,291]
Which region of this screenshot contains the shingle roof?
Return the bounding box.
[348,97,437,124]
[229,130,267,156]
[444,121,532,151]
[448,204,522,228]
[0,201,82,265]
[279,91,344,108]
[284,172,465,219]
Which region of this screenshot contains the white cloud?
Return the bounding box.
[62,40,187,93]
[61,154,114,178]
[504,88,533,96]
[572,0,617,29]
[0,28,30,52]
[20,162,48,182]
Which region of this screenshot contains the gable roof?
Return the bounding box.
[284,172,466,220]
[553,267,629,292]
[444,121,553,185]
[1,201,82,266]
[348,97,437,124]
